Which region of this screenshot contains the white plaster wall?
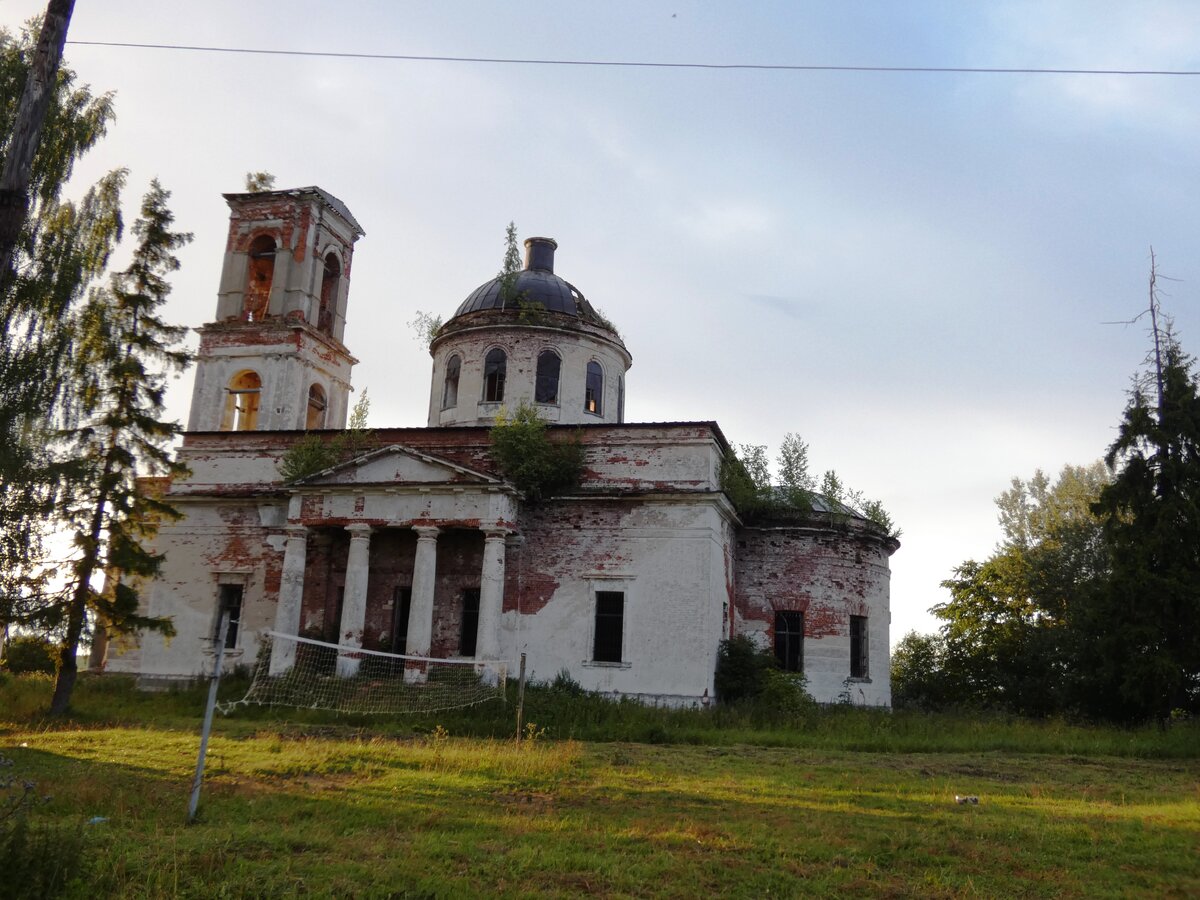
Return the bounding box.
[502,499,731,703]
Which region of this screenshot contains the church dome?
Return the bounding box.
[448,237,607,327]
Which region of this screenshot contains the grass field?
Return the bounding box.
[2,674,1198,898]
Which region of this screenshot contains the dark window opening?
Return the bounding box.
[850,615,869,678]
[460,588,481,657]
[391,586,412,653]
[774,610,804,673]
[617,374,625,423]
[585,361,603,415]
[216,584,243,649]
[318,252,340,334]
[484,348,506,402]
[535,350,561,404]
[245,235,276,321]
[442,355,461,409]
[593,591,624,663]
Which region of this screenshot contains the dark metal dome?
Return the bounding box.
[449,237,603,323]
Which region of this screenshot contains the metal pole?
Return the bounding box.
[187,611,229,824]
[515,652,527,741]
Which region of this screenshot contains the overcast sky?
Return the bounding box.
[7,1,1200,643]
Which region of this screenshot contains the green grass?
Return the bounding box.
[2,674,1198,897]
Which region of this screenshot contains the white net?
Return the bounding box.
[219,631,508,715]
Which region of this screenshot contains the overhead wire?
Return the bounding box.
[65,41,1200,77]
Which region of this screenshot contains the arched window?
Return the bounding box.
[244,235,276,321]
[483,348,506,402]
[585,361,603,415]
[222,371,262,431]
[306,384,327,429]
[442,355,461,409]
[617,374,625,423]
[535,350,561,404]
[318,252,340,334]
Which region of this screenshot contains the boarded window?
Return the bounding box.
[850,615,869,678]
[774,610,804,673]
[593,591,624,663]
[306,384,327,429]
[215,584,243,650]
[318,252,340,334]
[535,350,561,404]
[222,370,262,431]
[442,355,460,409]
[483,348,506,403]
[585,361,603,415]
[244,235,275,321]
[460,588,481,657]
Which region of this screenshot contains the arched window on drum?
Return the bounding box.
[483,348,506,403]
[535,350,561,404]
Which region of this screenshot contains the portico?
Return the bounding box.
[266,444,518,674]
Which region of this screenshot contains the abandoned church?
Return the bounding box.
[107,185,899,706]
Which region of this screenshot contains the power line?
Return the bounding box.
[65,40,1200,76]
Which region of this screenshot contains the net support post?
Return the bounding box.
[515,652,527,740]
[188,610,229,824]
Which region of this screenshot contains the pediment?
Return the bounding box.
[291,444,502,488]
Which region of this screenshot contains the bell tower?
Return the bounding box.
[186,186,364,432]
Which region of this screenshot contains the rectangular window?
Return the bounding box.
[593,591,624,662]
[850,615,869,679]
[215,584,243,650]
[774,610,804,672]
[459,588,481,657]
[391,586,412,653]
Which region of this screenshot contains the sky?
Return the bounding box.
[6,0,1200,644]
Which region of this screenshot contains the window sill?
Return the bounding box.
[582,660,631,669]
[846,676,872,683]
[202,648,243,659]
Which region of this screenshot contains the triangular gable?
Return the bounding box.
[291,444,502,488]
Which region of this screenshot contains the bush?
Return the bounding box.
[714,635,776,704]
[489,402,583,501]
[1,636,57,675]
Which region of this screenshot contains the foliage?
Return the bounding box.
[889,630,963,712]
[713,634,775,703]
[407,310,443,349]
[933,463,1109,716]
[0,27,118,609]
[47,180,192,715]
[277,390,373,483]
[497,220,521,305]
[1086,334,1200,722]
[719,436,900,538]
[0,634,55,675]
[243,171,275,193]
[489,401,583,501]
[1,754,90,899]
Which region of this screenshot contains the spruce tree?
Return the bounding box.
[1087,335,1200,722]
[48,180,191,714]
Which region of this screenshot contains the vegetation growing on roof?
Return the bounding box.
[277,391,372,483]
[489,401,583,501]
[720,433,900,539]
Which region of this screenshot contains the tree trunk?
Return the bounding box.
[0,0,76,292]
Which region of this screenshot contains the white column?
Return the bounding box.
[475,529,508,661]
[336,523,372,677]
[269,525,308,675]
[406,526,440,658]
